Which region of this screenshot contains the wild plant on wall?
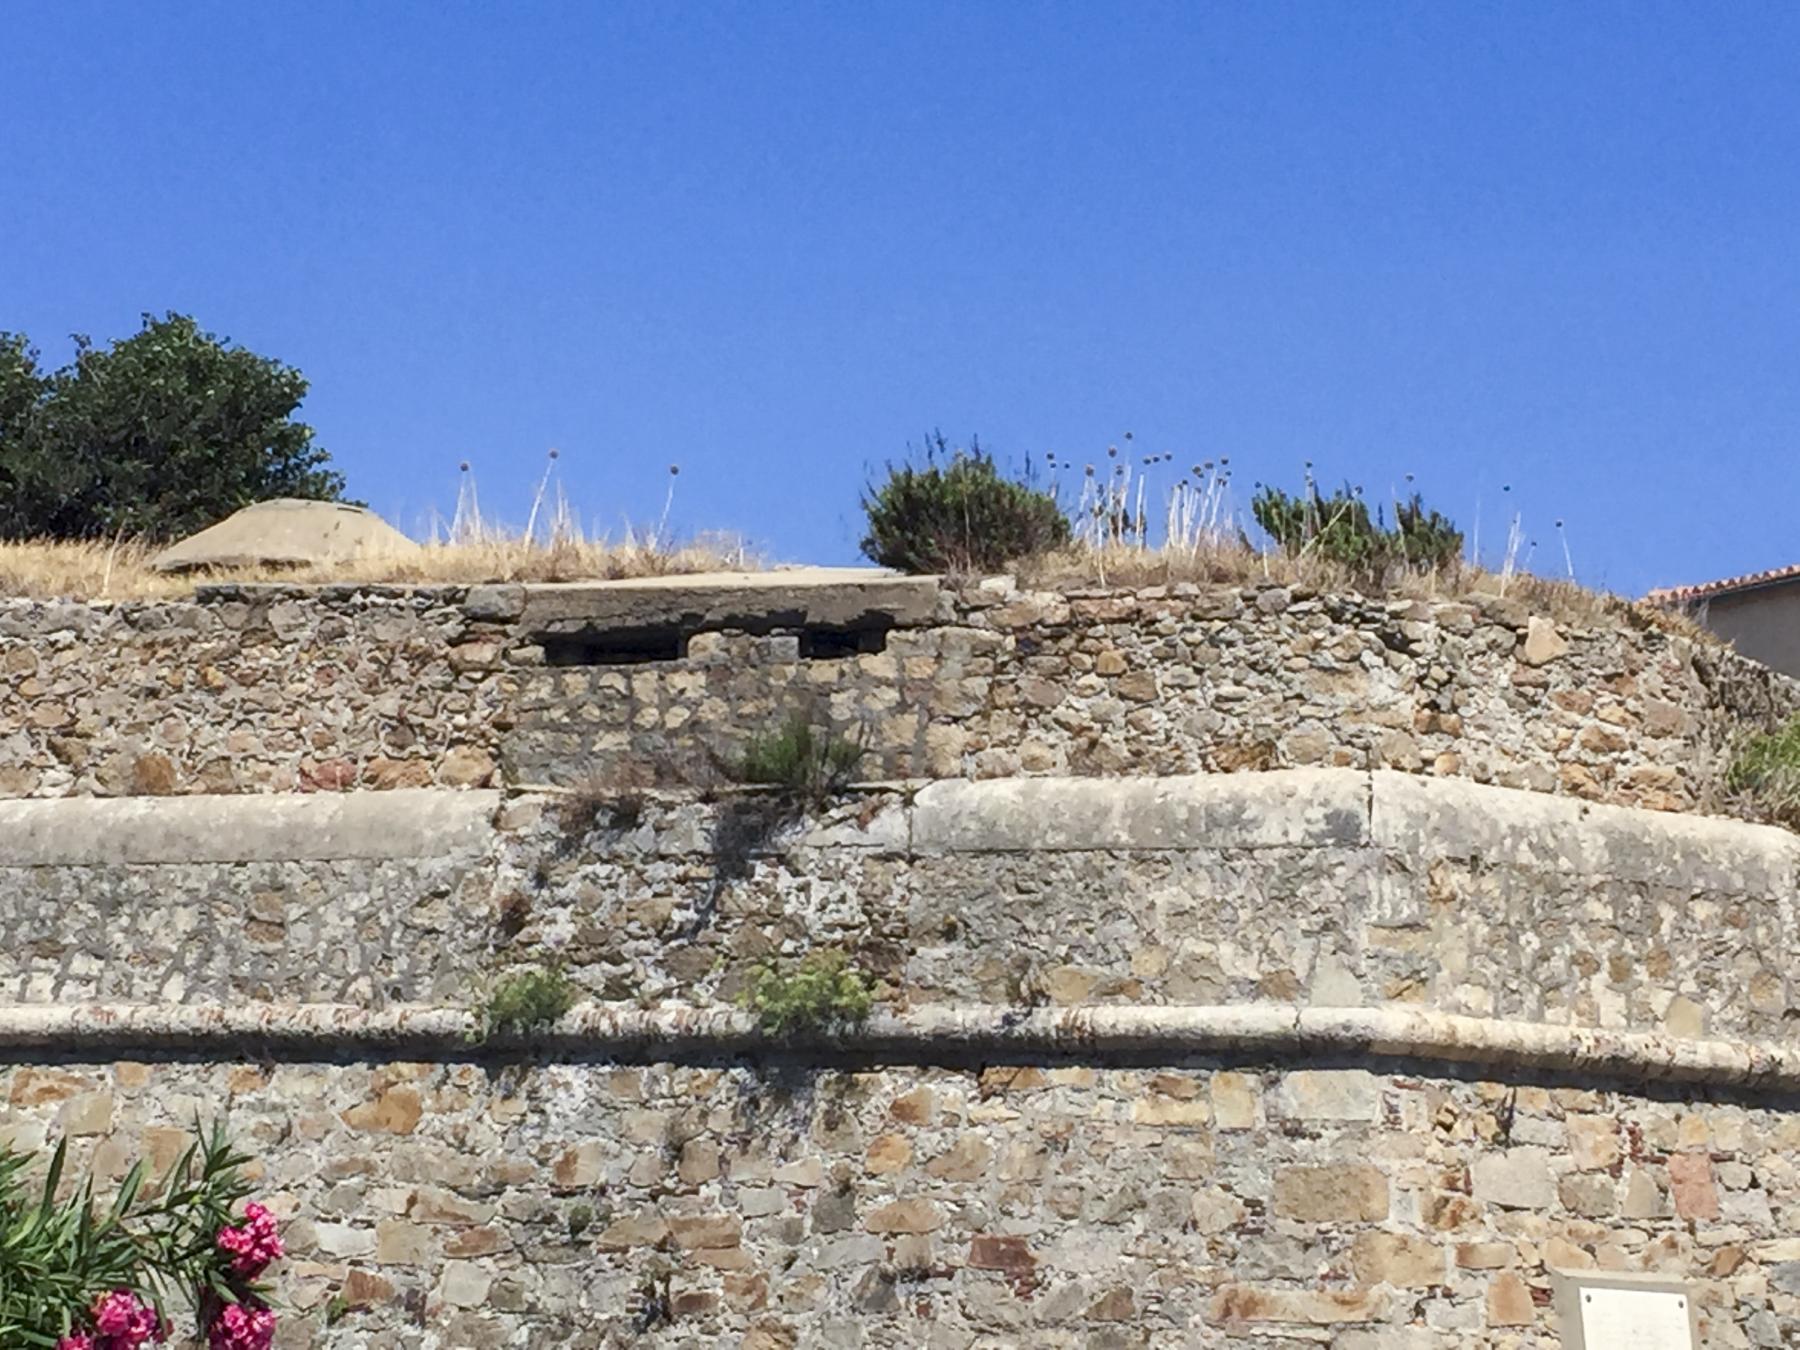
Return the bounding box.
[0,1124,283,1349]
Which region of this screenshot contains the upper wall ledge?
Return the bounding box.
[0,566,1715,640]
[466,568,943,633]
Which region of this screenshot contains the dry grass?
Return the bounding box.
[1026,452,1718,641]
[0,455,757,601]
[1718,716,1800,830]
[3,529,1712,649]
[0,532,754,602]
[1013,539,1715,641]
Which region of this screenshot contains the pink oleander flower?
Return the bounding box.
[55,1335,95,1350]
[91,1288,161,1347]
[215,1201,284,1277]
[207,1301,276,1350]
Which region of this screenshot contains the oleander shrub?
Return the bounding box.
[0,1123,283,1349]
[861,434,1070,574]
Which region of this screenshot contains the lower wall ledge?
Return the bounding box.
[0,1002,1796,1088]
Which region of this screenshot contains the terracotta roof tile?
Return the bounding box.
[1647,563,1800,604]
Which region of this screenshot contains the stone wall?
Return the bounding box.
[4,577,1797,813]
[7,773,1794,1043]
[9,1049,1798,1347]
[0,587,511,797]
[5,573,1800,1346]
[505,580,1800,816]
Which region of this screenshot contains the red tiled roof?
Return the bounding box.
[1647,563,1800,604]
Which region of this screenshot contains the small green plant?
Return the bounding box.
[473,965,577,1040]
[861,432,1071,574]
[325,1293,351,1325]
[567,1203,595,1241]
[741,950,875,1036]
[733,711,867,801]
[1728,717,1800,826]
[1251,479,1463,580]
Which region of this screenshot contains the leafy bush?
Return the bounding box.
[1250,481,1463,579]
[861,434,1070,574]
[0,1122,282,1347]
[741,950,875,1036]
[1728,717,1800,826]
[733,712,866,801]
[474,966,577,1039]
[0,314,343,543]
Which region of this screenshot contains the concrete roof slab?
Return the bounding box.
[514,568,941,633]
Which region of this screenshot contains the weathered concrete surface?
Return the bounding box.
[150,498,420,572]
[911,770,1370,852]
[1370,770,1800,892]
[0,788,498,865]
[514,568,942,634]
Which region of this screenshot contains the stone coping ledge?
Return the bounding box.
[599,771,1800,891]
[5,1003,1799,1088]
[6,773,1796,891]
[0,789,500,865]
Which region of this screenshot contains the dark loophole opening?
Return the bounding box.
[543,627,685,666]
[799,626,889,659]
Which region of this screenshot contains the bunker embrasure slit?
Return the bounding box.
[542,627,685,665]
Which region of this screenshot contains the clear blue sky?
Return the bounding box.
[6,2,1799,595]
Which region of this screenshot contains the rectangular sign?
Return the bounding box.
[1568,1282,1695,1349]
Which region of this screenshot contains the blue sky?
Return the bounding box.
[6,2,1800,594]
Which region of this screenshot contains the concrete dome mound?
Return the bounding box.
[150,499,420,573]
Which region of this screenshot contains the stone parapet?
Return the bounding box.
[1,578,1796,816]
[3,773,1794,1048]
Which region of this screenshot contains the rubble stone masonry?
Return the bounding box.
[2,575,1799,1345]
[4,1049,1798,1347]
[2,577,1796,811]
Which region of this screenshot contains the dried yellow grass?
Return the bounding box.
[0,532,755,602]
[1014,540,1714,641]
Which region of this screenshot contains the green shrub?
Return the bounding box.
[1250,481,1463,579]
[741,950,875,1036]
[474,965,577,1040]
[0,314,343,542]
[733,711,866,801]
[1728,717,1800,825]
[861,434,1070,574]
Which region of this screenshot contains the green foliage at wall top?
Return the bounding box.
[1250,480,1463,579]
[0,313,344,542]
[861,433,1071,574]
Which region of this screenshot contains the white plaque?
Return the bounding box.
[1580,1287,1693,1348]
[1555,1272,1696,1350]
